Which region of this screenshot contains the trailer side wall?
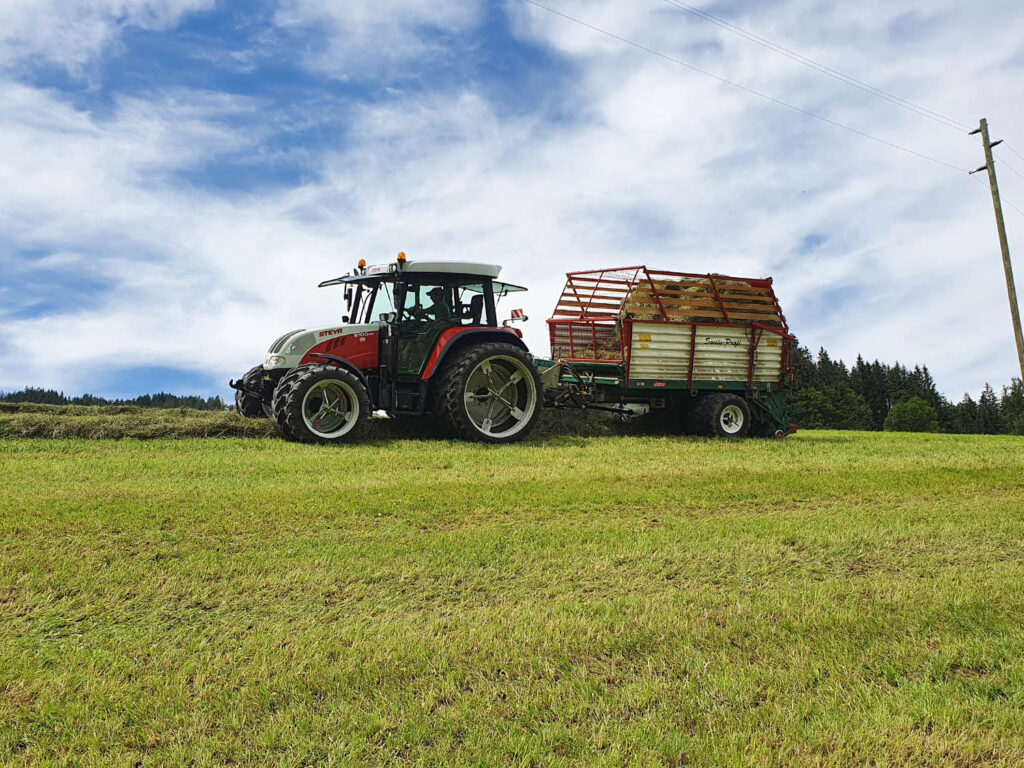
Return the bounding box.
[628,322,785,384]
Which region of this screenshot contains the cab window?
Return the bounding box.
[366,282,396,322]
[456,284,487,326]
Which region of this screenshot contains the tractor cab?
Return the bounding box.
[319,256,527,384]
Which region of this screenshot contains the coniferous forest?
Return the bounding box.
[790,343,1023,435]
[0,387,226,411]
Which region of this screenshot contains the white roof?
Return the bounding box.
[402,260,502,278]
[363,260,501,278]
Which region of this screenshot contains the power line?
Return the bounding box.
[659,0,972,133]
[972,174,1024,220]
[523,0,969,173]
[1003,142,1024,165]
[1002,196,1024,220]
[971,128,1024,209]
[994,147,1024,184]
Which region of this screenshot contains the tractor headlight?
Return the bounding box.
[265,354,287,367]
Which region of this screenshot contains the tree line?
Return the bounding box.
[790,344,1023,435]
[0,387,227,411]
[3,348,1023,434]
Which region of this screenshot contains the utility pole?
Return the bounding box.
[971,118,1024,379]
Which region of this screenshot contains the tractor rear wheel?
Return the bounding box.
[235,365,268,419]
[692,393,751,438]
[434,342,542,443]
[272,364,369,444]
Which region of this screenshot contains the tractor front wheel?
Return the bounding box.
[272,365,369,444]
[234,365,269,419]
[435,342,542,443]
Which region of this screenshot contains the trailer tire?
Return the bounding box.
[434,342,542,443]
[273,364,369,444]
[693,393,751,438]
[234,365,268,419]
[750,421,787,439]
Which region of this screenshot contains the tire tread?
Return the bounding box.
[275,364,369,444]
[433,342,542,443]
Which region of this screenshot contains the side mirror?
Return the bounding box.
[341,315,349,323]
[380,312,396,323]
[502,309,528,327]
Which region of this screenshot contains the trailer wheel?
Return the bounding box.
[750,422,787,439]
[273,364,369,444]
[434,342,542,443]
[694,393,751,438]
[234,365,268,419]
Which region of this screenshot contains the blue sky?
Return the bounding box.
[1,0,1022,400]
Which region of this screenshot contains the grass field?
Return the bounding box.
[2,426,1024,766]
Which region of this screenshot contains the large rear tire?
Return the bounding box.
[692,393,751,438]
[434,342,542,443]
[272,365,370,444]
[234,365,268,419]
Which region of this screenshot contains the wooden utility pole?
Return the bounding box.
[971,118,1024,379]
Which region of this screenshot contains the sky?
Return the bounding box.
[1,0,1022,401]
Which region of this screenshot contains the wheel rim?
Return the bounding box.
[720,404,745,434]
[301,379,359,438]
[464,355,537,439]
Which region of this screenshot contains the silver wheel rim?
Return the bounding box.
[464,355,537,439]
[302,379,359,438]
[720,404,745,434]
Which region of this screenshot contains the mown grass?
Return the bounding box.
[2,430,1024,766]
[0,403,633,441]
[0,403,278,440]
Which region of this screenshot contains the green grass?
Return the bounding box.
[2,430,1024,766]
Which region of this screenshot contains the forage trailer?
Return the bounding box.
[230,254,796,443]
[539,266,796,438]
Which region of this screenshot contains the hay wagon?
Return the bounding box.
[539,266,796,437]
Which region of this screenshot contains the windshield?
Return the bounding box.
[347,279,395,323]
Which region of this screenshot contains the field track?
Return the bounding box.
[2,428,1024,766]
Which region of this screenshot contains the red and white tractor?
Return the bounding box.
[230,253,542,444]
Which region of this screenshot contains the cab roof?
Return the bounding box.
[319,260,506,288]
[403,260,501,277]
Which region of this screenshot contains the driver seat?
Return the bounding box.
[462,294,484,324]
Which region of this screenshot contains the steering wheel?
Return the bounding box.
[409,304,428,320]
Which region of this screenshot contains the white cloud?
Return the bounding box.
[1,0,1023,400]
[274,0,484,79]
[0,0,214,72]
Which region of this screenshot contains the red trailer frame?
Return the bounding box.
[546,266,796,389]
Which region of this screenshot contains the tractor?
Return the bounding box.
[230,253,542,444]
[232,256,797,443]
